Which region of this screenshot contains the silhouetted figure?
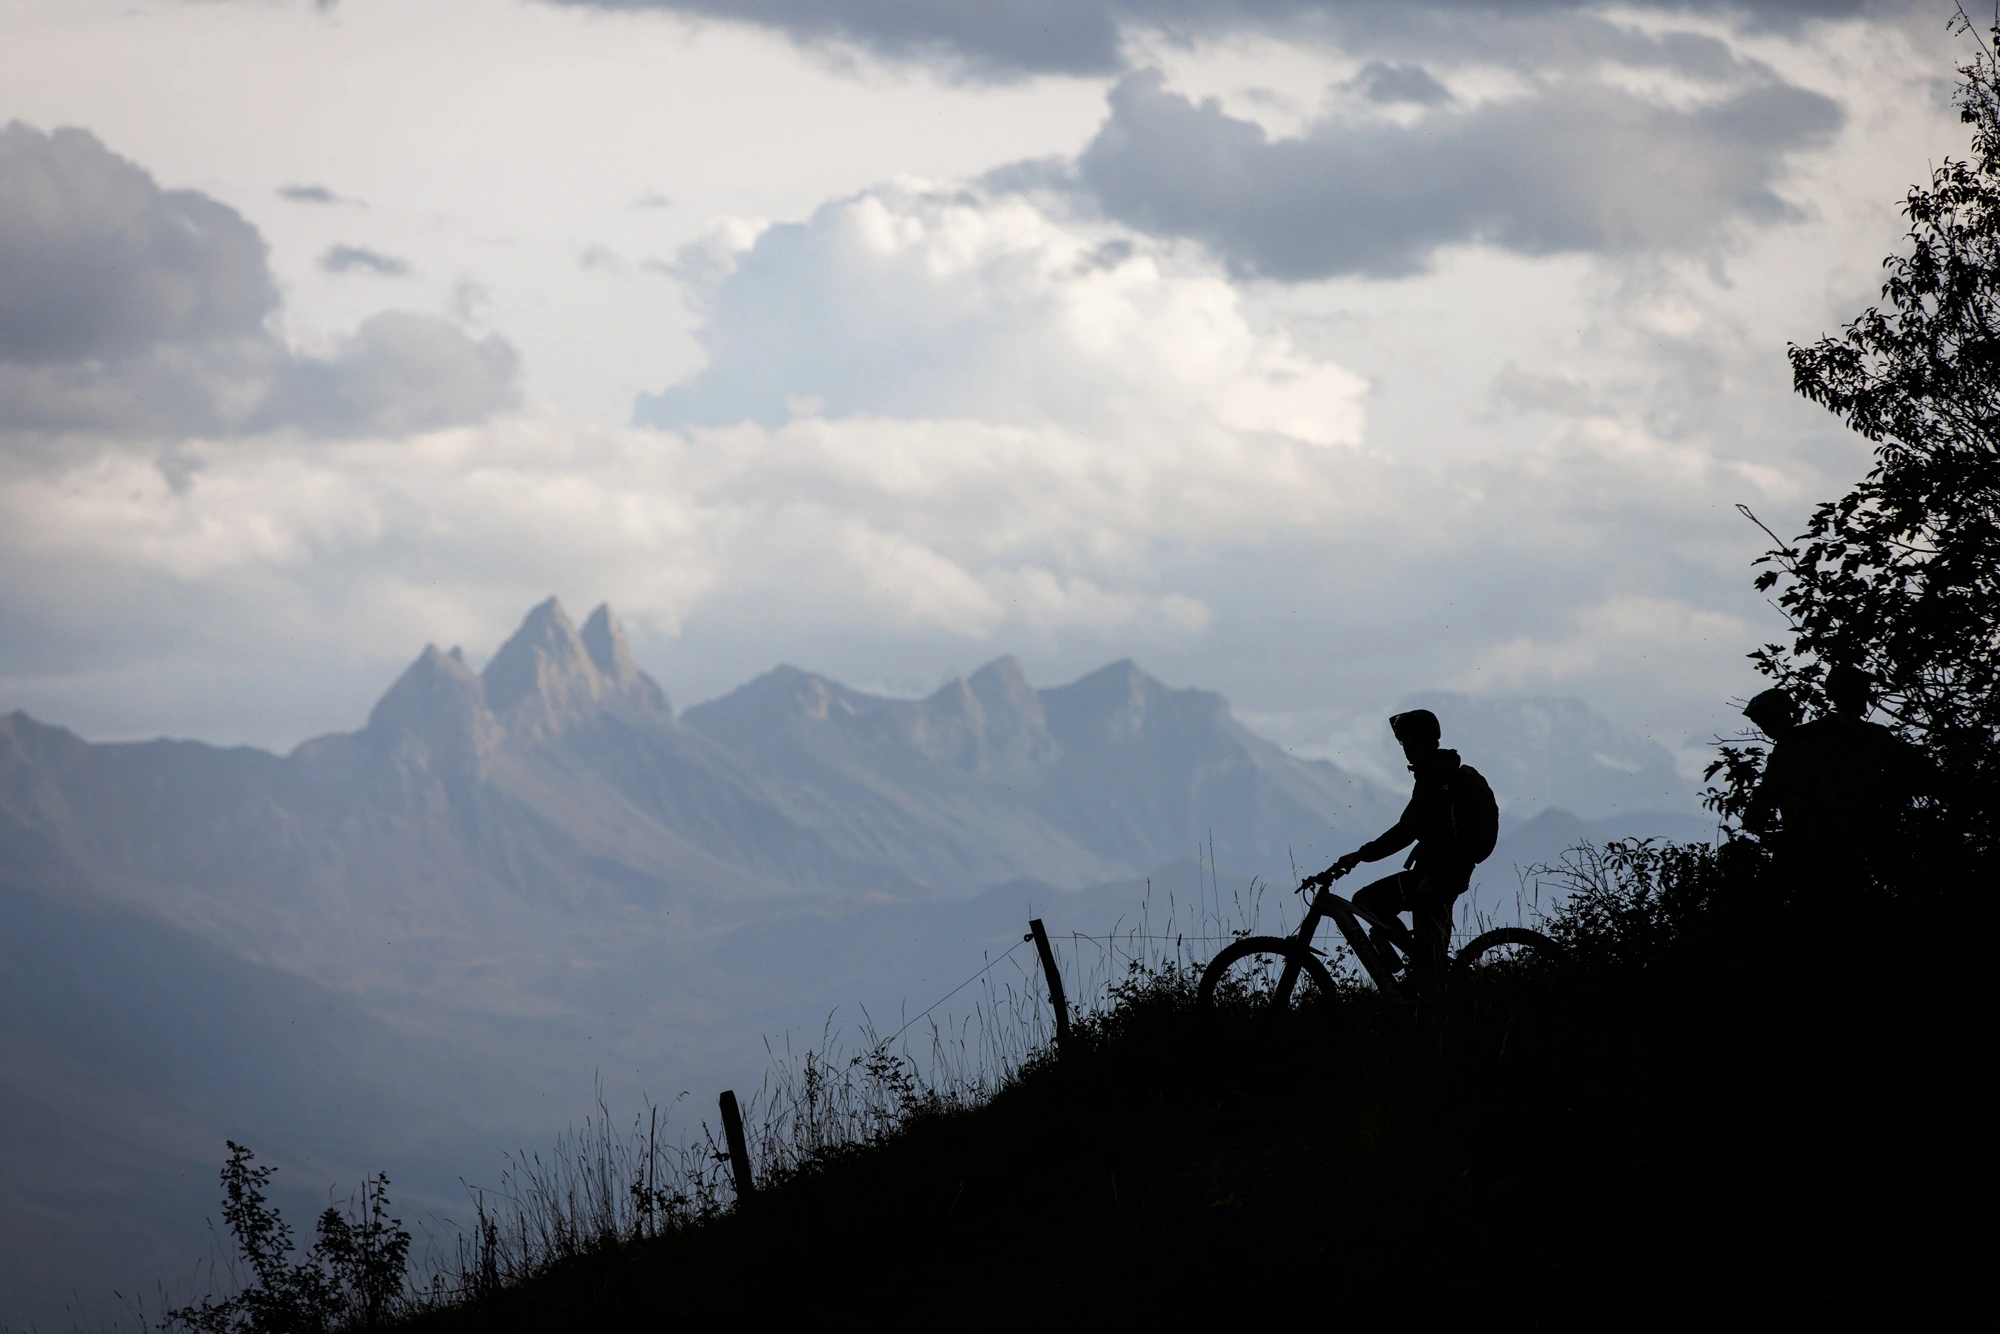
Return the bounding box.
[1313,709,1496,973]
[1741,687,1801,839]
[1745,665,1929,894]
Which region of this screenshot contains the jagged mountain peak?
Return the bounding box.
[474,598,676,736]
[1041,658,1225,744]
[682,665,875,745]
[1055,658,1155,702]
[967,655,1035,703]
[365,642,498,765]
[369,643,482,723]
[579,603,672,720]
[907,658,1056,774]
[480,597,599,734]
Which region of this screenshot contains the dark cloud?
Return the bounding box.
[549,0,1124,76]
[319,244,411,277]
[0,122,275,364]
[1352,60,1451,105]
[0,343,275,440]
[0,122,515,442]
[1074,70,1842,278]
[260,312,519,436]
[541,1,1869,77]
[277,183,361,205]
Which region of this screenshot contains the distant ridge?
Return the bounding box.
[482,597,672,738]
[0,600,1399,989]
[1398,691,1700,819]
[681,653,1395,884]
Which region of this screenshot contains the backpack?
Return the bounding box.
[1450,764,1501,864]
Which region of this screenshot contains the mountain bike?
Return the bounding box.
[1196,865,1556,1008]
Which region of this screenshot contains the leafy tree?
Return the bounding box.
[1720,13,2000,861]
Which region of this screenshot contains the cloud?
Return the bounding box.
[547,0,1126,76]
[578,243,624,274]
[1073,67,1842,279]
[539,1,1870,78]
[0,340,277,441]
[260,312,519,436]
[639,181,1366,444]
[0,122,275,364]
[0,122,516,443]
[276,183,357,205]
[0,174,1852,756]
[319,244,411,277]
[1350,60,1452,105]
[0,381,1802,753]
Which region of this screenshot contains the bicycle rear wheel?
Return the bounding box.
[1452,926,1557,978]
[1197,936,1336,1010]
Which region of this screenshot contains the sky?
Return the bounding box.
[0,0,1973,780]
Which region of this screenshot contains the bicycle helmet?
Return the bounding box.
[1389,708,1441,747]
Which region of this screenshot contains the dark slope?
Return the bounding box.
[412,890,1997,1331]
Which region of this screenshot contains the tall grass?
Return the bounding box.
[426,869,1310,1306]
[143,858,1563,1328]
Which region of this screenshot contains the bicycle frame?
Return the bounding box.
[1273,886,1420,1003]
[1195,884,1556,1012]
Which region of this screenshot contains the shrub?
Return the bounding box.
[162,1143,411,1334]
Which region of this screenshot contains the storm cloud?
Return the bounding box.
[0,123,515,441]
[1072,69,1843,278]
[544,0,1871,77]
[0,122,275,364]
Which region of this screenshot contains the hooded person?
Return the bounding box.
[1746,665,1931,895]
[1741,687,1801,841]
[1312,708,1495,973]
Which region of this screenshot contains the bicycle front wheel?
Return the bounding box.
[1197,936,1336,1010]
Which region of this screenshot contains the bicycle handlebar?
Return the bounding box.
[1297,862,1354,895]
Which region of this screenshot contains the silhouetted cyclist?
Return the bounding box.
[1744,665,1929,894]
[1308,708,1496,975]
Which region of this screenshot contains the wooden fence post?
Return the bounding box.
[718,1089,755,1205]
[1026,918,1072,1050]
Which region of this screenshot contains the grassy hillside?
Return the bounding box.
[383,845,1992,1330]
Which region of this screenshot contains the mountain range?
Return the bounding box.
[2,598,1406,992]
[0,597,1706,1328]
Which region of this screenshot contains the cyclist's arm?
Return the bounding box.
[1341,797,1419,869]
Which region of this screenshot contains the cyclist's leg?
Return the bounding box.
[1352,871,1414,968]
[1409,864,1472,971]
